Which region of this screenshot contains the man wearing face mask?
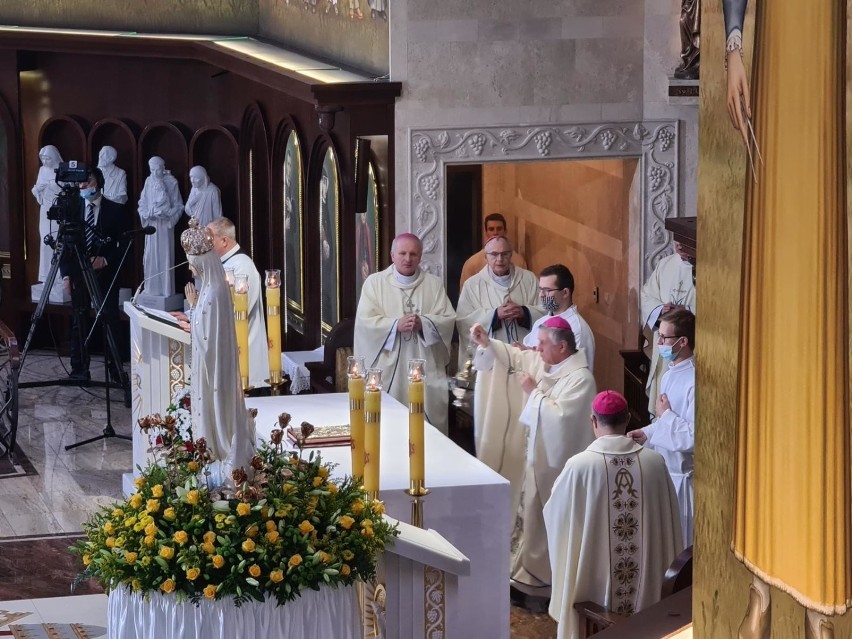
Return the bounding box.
[628,308,695,546]
[61,167,129,381]
[522,264,595,372]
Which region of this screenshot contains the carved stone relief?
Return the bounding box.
[408,121,680,287]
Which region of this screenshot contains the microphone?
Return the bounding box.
[123,226,156,239]
[131,260,190,306]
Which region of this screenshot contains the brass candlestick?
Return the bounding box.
[266,371,287,396]
[406,489,429,529]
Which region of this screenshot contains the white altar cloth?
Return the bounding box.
[281,347,324,394]
[245,393,511,639]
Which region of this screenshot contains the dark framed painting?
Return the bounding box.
[283,131,304,331]
[355,161,380,299]
[319,147,340,336]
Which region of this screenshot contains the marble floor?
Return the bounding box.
[1,350,557,637]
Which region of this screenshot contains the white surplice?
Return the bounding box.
[544,436,683,639]
[221,244,269,389]
[639,355,695,546]
[640,253,695,414]
[354,266,456,434]
[456,265,542,369]
[474,342,597,590]
[523,304,596,372]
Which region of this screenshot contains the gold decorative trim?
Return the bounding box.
[167,338,185,398]
[424,565,446,639]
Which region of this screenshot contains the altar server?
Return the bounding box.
[628,308,695,546]
[545,390,682,639]
[470,316,596,597]
[354,233,456,434]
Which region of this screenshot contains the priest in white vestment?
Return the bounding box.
[180,218,256,479]
[97,146,128,205]
[470,316,597,596]
[523,264,595,372]
[545,390,682,639]
[207,217,268,389]
[138,156,184,297]
[355,233,456,434]
[185,166,223,227]
[629,308,695,546]
[640,243,695,415]
[456,236,542,370]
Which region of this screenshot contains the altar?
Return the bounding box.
[246,393,511,639]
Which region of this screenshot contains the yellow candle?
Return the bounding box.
[349,374,366,479]
[233,274,250,389]
[363,368,383,495]
[408,359,426,488]
[265,270,282,384]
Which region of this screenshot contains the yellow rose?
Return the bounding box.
[151,484,164,498]
[163,508,176,521]
[146,499,160,513]
[361,526,375,538]
[214,514,225,523]
[133,477,145,490]
[318,466,329,479]
[144,523,157,537]
[115,537,125,548]
[123,516,137,529]
[129,494,143,509]
[338,515,355,530]
[201,542,216,555]
[341,564,351,576]
[212,554,225,569]
[124,552,138,564]
[160,578,176,593]
[371,500,385,515]
[104,522,115,535]
[159,546,175,560]
[186,490,200,505]
[173,530,189,544]
[141,556,152,566]
[82,554,91,566]
[327,483,339,495]
[246,525,259,538]
[269,569,284,583]
[236,502,252,517]
[105,536,116,548]
[242,539,256,553]
[186,567,201,581]
[131,579,142,591]
[361,519,374,528]
[265,530,280,544]
[187,461,199,472]
[203,531,217,544]
[113,508,124,518]
[350,500,365,515]
[283,483,296,494]
[298,520,315,535]
[318,551,331,564]
[265,520,277,532]
[203,584,217,599]
[342,550,354,561]
[288,554,303,568]
[144,535,156,547]
[312,476,323,487]
[248,564,261,577]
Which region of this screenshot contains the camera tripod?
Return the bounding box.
[19,218,133,450]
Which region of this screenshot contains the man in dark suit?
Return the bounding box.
[60,167,129,381]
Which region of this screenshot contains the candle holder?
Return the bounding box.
[265,374,288,396]
[407,489,429,529]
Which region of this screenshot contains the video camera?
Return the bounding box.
[47,161,92,224]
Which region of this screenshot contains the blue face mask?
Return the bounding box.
[659,340,681,362]
[80,187,97,201]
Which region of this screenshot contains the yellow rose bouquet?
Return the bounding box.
[72,408,398,607]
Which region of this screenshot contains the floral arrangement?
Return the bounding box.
[72,398,398,607]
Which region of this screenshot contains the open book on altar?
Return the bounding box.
[133,303,182,328]
[286,424,351,448]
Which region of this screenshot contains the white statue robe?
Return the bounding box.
[639,355,695,546]
[221,244,269,389]
[523,304,596,372]
[456,265,542,370]
[138,174,184,297]
[354,266,456,434]
[185,183,223,228]
[188,250,256,475]
[31,166,62,282]
[474,342,597,589]
[101,164,128,204]
[640,253,695,414]
[544,436,683,639]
